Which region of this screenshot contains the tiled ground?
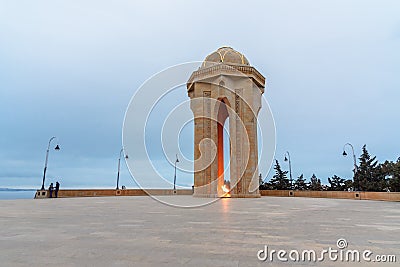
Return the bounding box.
[0,196,399,266]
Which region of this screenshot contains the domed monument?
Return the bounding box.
[187,47,265,198]
[202,46,250,67]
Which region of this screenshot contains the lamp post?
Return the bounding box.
[173,154,179,192]
[41,136,60,190]
[342,143,358,190]
[284,151,293,190]
[116,148,129,190]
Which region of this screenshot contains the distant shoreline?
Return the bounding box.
[0,188,36,192]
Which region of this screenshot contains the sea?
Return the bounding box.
[0,190,37,200]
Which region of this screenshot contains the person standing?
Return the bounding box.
[48,183,54,198]
[55,182,60,198]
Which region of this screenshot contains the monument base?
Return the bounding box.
[193,190,261,198]
[34,190,48,199]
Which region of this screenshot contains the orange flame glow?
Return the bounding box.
[221,184,231,197]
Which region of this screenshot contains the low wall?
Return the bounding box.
[35,189,193,199]
[260,190,400,202]
[34,189,400,202]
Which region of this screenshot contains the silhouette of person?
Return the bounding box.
[55,182,60,198]
[48,183,54,198]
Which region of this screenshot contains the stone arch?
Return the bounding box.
[187,47,265,198]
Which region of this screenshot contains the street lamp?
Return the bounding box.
[41,136,60,190]
[116,148,129,190]
[173,154,179,192]
[342,142,358,190]
[284,151,293,190]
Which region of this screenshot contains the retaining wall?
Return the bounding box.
[34,189,400,202]
[35,189,193,199]
[259,190,400,201]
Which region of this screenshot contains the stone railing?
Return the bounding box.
[187,63,265,88]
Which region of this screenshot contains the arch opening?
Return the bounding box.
[217,98,231,197]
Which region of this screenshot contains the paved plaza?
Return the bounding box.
[0,196,399,266]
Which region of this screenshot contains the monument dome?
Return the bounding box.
[203,46,250,66]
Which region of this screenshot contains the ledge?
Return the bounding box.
[260,190,400,202]
[187,63,265,92]
[35,189,193,198]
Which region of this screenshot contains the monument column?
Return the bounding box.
[187,47,265,198]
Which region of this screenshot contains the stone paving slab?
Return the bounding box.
[0,196,399,266]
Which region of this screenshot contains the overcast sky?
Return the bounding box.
[1,0,399,189]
